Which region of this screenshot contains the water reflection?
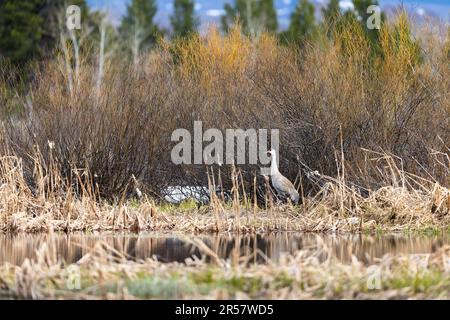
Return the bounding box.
[0,232,448,266]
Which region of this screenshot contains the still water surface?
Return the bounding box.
[1,232,448,266]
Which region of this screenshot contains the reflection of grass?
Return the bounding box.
[2,240,450,300]
[402,227,448,237]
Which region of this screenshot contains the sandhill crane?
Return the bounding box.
[267,149,300,204]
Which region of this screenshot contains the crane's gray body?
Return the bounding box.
[268,150,299,204]
[271,173,300,204]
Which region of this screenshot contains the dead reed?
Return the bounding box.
[2,234,450,299]
[0,147,448,234]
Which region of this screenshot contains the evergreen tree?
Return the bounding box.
[119,0,160,62]
[221,0,278,37]
[0,0,89,66]
[170,0,199,39]
[257,0,278,33]
[353,0,385,44]
[0,0,44,65]
[280,0,317,45]
[321,0,364,39]
[321,0,341,24]
[353,0,380,25]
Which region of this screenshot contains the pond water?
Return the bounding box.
[1,232,449,266]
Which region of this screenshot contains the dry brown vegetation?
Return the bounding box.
[0,14,449,233]
[0,149,448,234]
[2,234,450,299]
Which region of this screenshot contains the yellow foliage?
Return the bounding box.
[171,26,250,90]
[379,12,422,80]
[168,25,280,92]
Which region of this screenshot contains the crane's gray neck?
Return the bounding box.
[270,152,280,176]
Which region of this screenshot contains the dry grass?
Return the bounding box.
[2,234,450,299]
[0,149,448,234]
